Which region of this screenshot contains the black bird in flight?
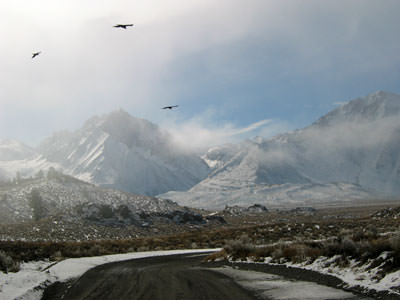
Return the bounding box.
[114,24,135,29]
[162,105,179,110]
[32,51,41,59]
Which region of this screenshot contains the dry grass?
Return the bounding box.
[2,204,400,274]
[213,232,400,274]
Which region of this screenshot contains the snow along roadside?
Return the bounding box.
[235,253,400,296]
[0,249,220,300]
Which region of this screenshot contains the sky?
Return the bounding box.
[0,0,399,147]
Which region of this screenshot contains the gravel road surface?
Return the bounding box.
[41,253,385,300]
[42,253,256,300]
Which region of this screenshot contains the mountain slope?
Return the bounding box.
[36,110,210,196]
[160,91,400,209]
[0,138,58,181]
[0,139,35,161]
[0,171,195,226]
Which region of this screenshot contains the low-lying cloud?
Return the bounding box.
[163,110,291,152]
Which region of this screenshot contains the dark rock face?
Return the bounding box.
[76,202,213,226]
[75,203,144,226]
[166,211,205,225]
[247,204,268,213]
[205,215,227,224]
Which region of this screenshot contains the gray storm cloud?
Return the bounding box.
[0,0,399,145]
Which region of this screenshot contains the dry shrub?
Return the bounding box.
[87,244,102,256]
[206,249,228,262]
[253,246,274,259]
[271,247,284,261]
[0,250,20,273]
[352,225,378,242]
[50,251,63,261]
[224,235,255,261]
[368,239,392,258]
[304,246,323,262]
[272,244,321,263]
[338,228,352,238]
[282,246,298,260]
[364,225,378,240]
[341,238,357,256]
[390,234,400,251]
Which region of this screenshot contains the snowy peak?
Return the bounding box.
[36,110,209,196]
[161,91,400,209]
[315,91,400,127]
[202,143,242,169]
[80,109,171,152]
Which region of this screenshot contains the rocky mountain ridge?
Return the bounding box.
[0,110,210,196]
[160,91,400,209]
[0,170,206,228]
[1,91,399,210]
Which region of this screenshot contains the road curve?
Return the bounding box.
[42,253,257,300]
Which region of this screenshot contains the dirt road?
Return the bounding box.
[42,253,256,300]
[42,253,379,300]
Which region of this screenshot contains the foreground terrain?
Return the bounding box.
[1,202,400,299]
[1,202,400,262]
[42,253,372,300]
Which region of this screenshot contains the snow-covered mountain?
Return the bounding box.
[32,110,209,196]
[0,110,209,196]
[1,91,399,210]
[160,91,400,209]
[0,139,59,182]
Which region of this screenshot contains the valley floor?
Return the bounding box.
[1,201,400,299]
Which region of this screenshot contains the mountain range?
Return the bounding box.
[0,91,399,210]
[0,110,209,196]
[160,91,400,209]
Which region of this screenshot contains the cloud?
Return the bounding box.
[0,0,399,145]
[230,119,272,135]
[162,109,290,151]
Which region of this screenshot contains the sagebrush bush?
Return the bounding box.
[0,250,20,273]
[341,238,357,256]
[222,232,400,272]
[206,249,228,261]
[390,234,400,251]
[224,238,255,260]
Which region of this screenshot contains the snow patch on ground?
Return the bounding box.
[288,254,400,295]
[0,249,219,300]
[237,254,400,296]
[213,266,364,299]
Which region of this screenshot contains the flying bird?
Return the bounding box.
[114,24,135,29]
[162,105,179,110]
[32,51,41,59]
